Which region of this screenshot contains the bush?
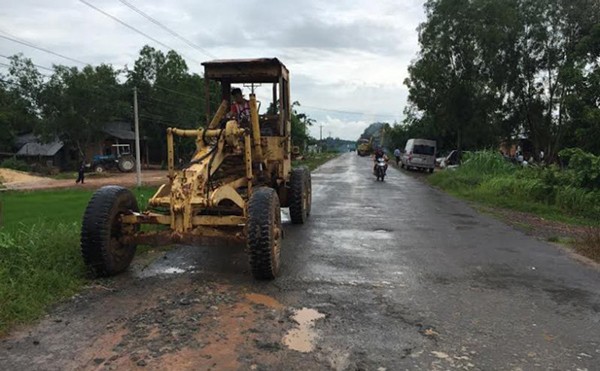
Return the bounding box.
[558,148,600,189]
[0,157,30,172]
[429,149,600,222]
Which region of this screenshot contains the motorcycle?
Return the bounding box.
[375,158,387,181]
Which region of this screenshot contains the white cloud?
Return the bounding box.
[0,0,426,140]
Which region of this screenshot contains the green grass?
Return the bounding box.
[0,186,156,334]
[428,152,600,226]
[293,152,339,171]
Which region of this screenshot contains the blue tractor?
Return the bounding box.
[90,144,136,173]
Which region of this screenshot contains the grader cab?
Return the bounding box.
[80,58,312,280]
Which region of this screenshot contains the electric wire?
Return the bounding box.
[0,54,55,72]
[0,32,88,66]
[78,0,203,66]
[117,0,216,59]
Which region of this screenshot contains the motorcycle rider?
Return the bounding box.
[373,147,389,175]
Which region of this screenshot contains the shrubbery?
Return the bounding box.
[430,150,600,221]
[0,157,30,172]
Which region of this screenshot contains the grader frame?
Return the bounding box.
[80,58,311,280]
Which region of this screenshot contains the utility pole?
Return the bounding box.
[133,87,142,187]
[319,124,323,141]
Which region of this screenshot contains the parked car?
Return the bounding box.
[437,150,463,169]
[400,139,437,173]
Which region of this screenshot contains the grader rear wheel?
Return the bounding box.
[247,187,282,280]
[289,166,311,224]
[80,186,139,277]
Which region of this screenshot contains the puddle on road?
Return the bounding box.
[281,209,291,223]
[245,293,284,309]
[135,265,194,278]
[283,308,326,353]
[324,229,394,241]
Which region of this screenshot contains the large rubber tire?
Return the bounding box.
[81,186,139,277]
[118,156,135,172]
[289,166,311,224]
[247,187,282,280]
[94,164,106,173]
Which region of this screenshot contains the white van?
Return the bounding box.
[400,139,437,173]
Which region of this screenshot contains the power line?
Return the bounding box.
[138,98,201,116]
[0,54,55,72]
[117,0,216,59]
[153,84,201,99]
[0,32,88,66]
[78,0,203,66]
[301,104,400,119]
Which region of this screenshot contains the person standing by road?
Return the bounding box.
[75,161,85,184]
[393,148,401,165]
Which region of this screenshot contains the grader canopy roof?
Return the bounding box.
[202,58,289,83]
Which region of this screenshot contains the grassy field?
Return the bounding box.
[0,187,156,334]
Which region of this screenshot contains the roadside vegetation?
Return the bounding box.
[0,187,154,334]
[429,150,600,261]
[293,152,339,171]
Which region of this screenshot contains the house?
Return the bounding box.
[14,134,70,170]
[12,122,150,171]
[83,121,150,166]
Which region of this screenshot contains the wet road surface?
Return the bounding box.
[1,153,599,370]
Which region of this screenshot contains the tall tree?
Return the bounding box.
[39,64,128,158]
[0,54,44,150]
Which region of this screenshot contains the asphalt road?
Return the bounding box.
[1,153,599,370]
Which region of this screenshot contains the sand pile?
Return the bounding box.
[0,168,49,185]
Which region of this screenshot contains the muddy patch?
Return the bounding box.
[283,308,326,353]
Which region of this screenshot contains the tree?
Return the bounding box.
[290,101,315,150]
[0,54,44,150]
[126,46,211,162]
[404,0,600,157]
[39,64,128,159]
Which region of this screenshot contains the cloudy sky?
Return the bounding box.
[0,0,426,140]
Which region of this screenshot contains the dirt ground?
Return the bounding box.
[0,169,169,191]
[0,168,49,186]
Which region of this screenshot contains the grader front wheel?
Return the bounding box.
[247,187,282,280]
[80,186,139,277]
[289,166,311,224]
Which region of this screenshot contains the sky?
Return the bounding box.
[0,0,426,140]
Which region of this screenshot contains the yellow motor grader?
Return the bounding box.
[80,58,311,280]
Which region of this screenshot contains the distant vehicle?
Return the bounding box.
[90,144,136,173]
[357,138,371,156]
[400,139,436,173]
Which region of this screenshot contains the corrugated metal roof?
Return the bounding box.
[16,140,64,157]
[102,122,135,140]
[14,133,38,147]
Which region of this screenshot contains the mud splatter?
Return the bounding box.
[245,293,284,309]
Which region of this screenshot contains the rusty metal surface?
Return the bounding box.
[122,227,244,246]
[202,58,289,83]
